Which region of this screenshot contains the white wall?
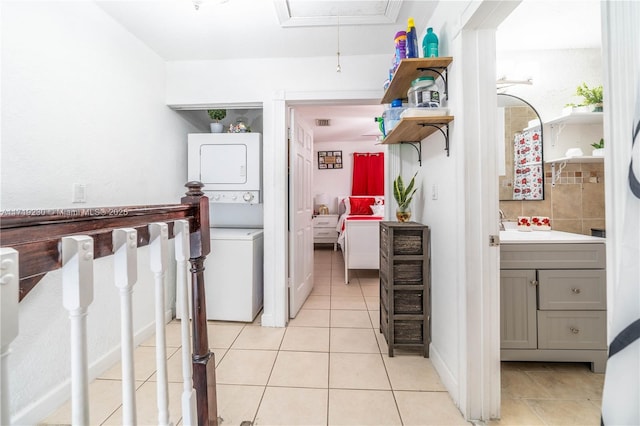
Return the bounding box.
[312,140,386,214]
[1,2,197,422]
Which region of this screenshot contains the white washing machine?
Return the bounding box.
[204,228,264,322]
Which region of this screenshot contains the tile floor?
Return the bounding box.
[41,246,604,425]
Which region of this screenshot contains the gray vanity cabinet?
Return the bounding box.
[500,269,537,349]
[500,243,607,372]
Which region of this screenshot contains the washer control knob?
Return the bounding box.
[243,192,254,202]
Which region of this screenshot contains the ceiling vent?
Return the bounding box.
[315,119,331,127]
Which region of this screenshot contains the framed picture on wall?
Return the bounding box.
[318,150,343,169]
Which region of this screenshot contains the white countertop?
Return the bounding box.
[500,229,605,244]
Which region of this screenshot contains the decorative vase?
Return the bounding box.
[210,122,224,133]
[396,207,411,222]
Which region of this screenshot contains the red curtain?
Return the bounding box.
[352,152,384,195]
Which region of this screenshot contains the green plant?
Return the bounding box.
[576,83,603,105]
[207,109,226,122]
[591,138,604,149]
[393,172,418,211]
[570,82,603,107]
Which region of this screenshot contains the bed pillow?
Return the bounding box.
[349,197,376,215]
[340,197,351,215]
[370,205,385,216]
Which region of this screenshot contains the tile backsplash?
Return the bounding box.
[499,162,605,236]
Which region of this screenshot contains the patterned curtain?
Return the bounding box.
[352,152,384,196]
[512,129,543,200]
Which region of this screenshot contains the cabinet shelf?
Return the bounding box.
[545,156,604,164]
[381,57,454,104]
[545,156,604,187]
[545,111,603,126]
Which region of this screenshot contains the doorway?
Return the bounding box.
[287,101,384,319]
[495,1,606,423]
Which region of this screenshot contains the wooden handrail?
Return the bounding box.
[0,181,217,425]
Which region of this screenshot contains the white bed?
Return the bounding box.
[336,195,385,283]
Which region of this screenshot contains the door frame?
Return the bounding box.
[261,90,381,329]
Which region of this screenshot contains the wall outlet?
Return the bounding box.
[431,183,438,200]
[72,183,86,203]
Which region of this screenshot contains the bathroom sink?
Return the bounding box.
[502,221,518,230]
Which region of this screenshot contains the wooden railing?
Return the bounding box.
[0,182,217,425]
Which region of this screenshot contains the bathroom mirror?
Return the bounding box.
[497,93,545,200]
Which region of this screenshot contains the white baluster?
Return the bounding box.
[149,223,171,426]
[62,236,94,426]
[113,228,138,425]
[1,248,19,426]
[174,220,197,426]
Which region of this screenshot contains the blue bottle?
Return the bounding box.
[423,27,439,58]
[406,18,418,58]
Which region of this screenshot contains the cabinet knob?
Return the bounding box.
[529,280,539,286]
[571,287,581,294]
[570,327,580,334]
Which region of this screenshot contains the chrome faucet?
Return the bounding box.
[499,209,506,231]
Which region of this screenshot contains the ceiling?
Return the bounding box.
[95,0,601,143]
[96,0,437,61]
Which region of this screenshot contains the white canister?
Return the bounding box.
[407,76,440,108]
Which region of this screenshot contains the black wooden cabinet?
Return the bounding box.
[379,221,430,357]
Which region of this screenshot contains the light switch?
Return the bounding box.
[431,183,438,200]
[73,183,86,203]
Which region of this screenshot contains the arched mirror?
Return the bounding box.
[497,93,544,200]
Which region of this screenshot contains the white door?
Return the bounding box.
[288,109,314,318]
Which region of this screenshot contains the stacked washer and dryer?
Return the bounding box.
[185,133,264,322]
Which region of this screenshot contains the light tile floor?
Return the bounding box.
[41,246,603,425]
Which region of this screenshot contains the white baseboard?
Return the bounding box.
[12,310,172,425]
[429,343,461,410]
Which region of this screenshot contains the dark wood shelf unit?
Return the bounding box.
[379,221,431,357]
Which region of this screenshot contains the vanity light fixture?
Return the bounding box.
[496,76,533,90]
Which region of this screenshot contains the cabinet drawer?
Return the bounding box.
[537,311,606,350]
[501,243,605,269]
[313,228,337,239]
[313,215,338,227]
[538,270,606,310]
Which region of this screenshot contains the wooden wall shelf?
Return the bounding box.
[381,57,453,104]
[381,116,454,159]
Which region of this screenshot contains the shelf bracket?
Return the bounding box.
[417,66,449,100]
[420,123,450,157]
[401,141,422,166]
[550,161,567,187]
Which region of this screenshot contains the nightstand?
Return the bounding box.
[313,214,339,250]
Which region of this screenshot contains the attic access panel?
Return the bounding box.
[274,0,402,27]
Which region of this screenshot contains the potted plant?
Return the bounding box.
[591,138,604,157]
[207,109,226,133]
[564,82,603,113]
[393,172,418,222]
